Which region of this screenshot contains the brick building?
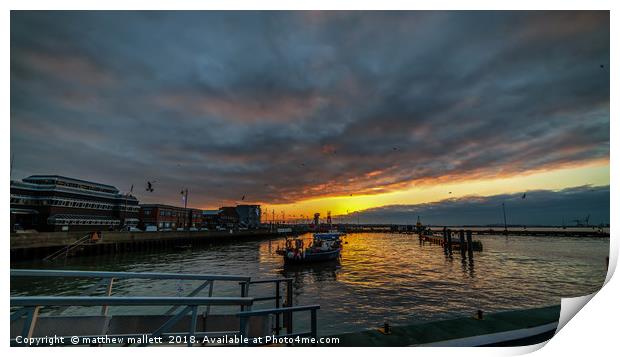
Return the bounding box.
[139,204,202,231]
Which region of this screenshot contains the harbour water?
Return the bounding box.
[11,232,609,336]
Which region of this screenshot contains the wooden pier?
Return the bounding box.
[419,230,483,253]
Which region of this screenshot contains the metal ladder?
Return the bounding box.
[42,233,95,261]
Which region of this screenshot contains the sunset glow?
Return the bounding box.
[262,160,610,220]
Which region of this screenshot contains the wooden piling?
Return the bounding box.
[466,230,474,258]
[446,229,452,254]
[459,230,466,255]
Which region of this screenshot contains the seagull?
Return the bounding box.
[146,181,156,192]
[241,195,245,201]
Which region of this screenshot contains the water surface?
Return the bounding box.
[11,232,609,336]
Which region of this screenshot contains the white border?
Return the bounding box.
[3,2,617,357]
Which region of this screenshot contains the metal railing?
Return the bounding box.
[237,305,320,346]
[11,296,254,346]
[241,278,293,335]
[10,269,321,346]
[11,269,252,316]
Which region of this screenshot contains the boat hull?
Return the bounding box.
[283,248,341,264]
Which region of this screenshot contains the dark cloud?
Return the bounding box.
[339,185,610,226]
[10,11,609,207]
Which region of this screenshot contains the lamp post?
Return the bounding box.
[181,188,188,230]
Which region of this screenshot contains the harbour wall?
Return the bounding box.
[10,229,297,261]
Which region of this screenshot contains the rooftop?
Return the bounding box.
[24,175,118,190]
[140,203,200,211]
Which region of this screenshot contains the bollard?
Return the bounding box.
[459,230,466,255]
[384,319,391,334]
[466,230,474,259]
[606,256,609,270]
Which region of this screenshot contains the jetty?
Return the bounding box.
[419,229,484,253]
[336,224,609,238]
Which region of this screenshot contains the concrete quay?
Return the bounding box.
[10,229,295,261]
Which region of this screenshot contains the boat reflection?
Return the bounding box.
[280,259,341,284]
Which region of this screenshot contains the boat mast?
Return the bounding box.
[502,202,507,232]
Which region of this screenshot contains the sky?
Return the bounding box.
[10,11,610,224]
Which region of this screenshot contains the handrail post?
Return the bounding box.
[205,280,214,316]
[285,279,293,338]
[100,277,114,316]
[240,282,247,311]
[21,306,40,339]
[311,308,317,346]
[239,315,249,346]
[275,281,281,335]
[188,305,198,347]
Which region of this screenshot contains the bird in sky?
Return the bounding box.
[146,181,156,192]
[241,195,245,201]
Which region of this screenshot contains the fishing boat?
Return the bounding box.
[277,232,344,264]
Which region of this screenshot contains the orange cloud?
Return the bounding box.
[18,50,117,88]
[155,92,327,123]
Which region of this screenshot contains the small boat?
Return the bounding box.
[278,232,344,264]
